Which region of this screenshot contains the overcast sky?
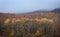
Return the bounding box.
[0,0,60,13]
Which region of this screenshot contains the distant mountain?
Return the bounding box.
[0,8,60,19]
[26,10,49,14]
[52,8,60,13]
[27,8,60,14]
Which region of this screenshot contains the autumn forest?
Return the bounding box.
[0,10,60,37]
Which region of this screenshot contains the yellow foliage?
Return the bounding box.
[9,30,14,37]
[12,18,25,23]
[35,18,40,22]
[4,18,10,25]
[35,28,41,36]
[25,18,30,20]
[15,19,21,22]
[48,19,54,23]
[15,19,24,22]
[40,18,54,23]
[25,18,33,21]
[12,18,16,23]
[41,18,48,21]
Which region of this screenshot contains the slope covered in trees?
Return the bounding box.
[0,8,60,37]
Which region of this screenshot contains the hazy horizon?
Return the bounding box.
[0,0,60,13]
